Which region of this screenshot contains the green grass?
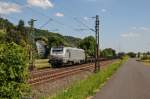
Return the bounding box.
[141,59,150,66]
[49,57,128,99]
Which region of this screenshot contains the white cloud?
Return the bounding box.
[83,17,89,20]
[120,32,140,38]
[139,27,150,31]
[131,26,150,31]
[55,12,64,17]
[101,9,107,12]
[0,2,21,15]
[27,0,53,9]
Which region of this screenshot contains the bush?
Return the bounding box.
[0,43,30,99]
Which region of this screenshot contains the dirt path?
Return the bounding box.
[93,59,150,99]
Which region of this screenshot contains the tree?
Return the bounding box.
[35,36,48,43]
[0,18,14,31]
[17,20,25,31]
[127,52,136,58]
[5,30,20,43]
[141,52,150,60]
[78,36,96,57]
[117,52,126,59]
[5,20,27,47]
[17,20,28,44]
[48,36,67,49]
[101,48,116,59]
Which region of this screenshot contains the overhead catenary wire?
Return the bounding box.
[2,0,95,36]
[4,0,89,37]
[10,0,80,33]
[74,28,90,31]
[39,18,53,29]
[74,17,95,32]
[10,0,65,26]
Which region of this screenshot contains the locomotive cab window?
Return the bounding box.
[52,48,63,54]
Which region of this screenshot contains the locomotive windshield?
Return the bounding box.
[52,47,63,54]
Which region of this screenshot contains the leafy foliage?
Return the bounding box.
[64,36,81,47]
[101,48,116,59]
[0,43,30,99]
[2,19,28,47]
[127,52,136,58]
[0,18,14,31]
[78,36,96,57]
[117,52,126,59]
[48,35,68,48]
[0,18,15,43]
[140,52,150,60]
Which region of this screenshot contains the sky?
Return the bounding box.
[0,0,150,53]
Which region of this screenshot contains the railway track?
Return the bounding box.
[28,60,114,86]
[30,63,93,78]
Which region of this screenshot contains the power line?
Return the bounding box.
[74,17,95,32]
[74,28,90,31]
[39,18,53,29]
[11,0,79,33]
[8,0,86,35]
[10,0,65,26]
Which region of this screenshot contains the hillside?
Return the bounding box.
[0,18,81,47]
[64,36,81,47]
[35,29,81,47]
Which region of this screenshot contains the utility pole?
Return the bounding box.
[72,15,101,73]
[28,19,37,71]
[94,15,100,72]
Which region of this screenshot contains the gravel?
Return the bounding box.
[31,67,94,99]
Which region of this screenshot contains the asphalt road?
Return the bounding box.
[93,59,150,99]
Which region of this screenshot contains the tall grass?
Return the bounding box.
[50,57,128,99]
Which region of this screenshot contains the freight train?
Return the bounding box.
[49,47,86,67]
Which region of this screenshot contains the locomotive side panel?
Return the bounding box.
[50,47,85,67]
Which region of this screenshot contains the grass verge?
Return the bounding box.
[35,59,51,69]
[141,60,150,66]
[49,57,128,99]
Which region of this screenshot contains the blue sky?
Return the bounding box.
[0,0,150,52]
